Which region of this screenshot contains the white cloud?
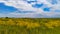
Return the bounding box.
[0,0,60,18]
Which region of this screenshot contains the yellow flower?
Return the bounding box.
[27,23,40,29]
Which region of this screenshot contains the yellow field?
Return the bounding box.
[0,18,60,34]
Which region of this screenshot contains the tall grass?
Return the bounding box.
[0,18,60,34]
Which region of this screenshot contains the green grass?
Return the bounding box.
[0,25,60,34]
[0,18,60,34]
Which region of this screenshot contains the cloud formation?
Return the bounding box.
[0,0,60,18]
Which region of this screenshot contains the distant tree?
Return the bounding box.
[5,17,9,19]
[1,17,9,21]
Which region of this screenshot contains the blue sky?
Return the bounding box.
[0,3,18,14]
[0,0,60,18]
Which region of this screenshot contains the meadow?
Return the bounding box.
[0,17,60,34]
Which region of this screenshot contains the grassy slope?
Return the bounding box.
[0,18,60,34]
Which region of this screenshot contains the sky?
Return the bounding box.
[0,0,60,18]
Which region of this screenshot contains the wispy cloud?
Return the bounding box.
[0,0,60,18]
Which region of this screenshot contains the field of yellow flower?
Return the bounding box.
[0,18,60,34]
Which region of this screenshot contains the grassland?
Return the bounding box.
[0,18,60,34]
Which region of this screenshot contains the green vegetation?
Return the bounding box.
[0,18,60,34]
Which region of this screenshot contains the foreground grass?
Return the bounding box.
[0,18,60,34]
